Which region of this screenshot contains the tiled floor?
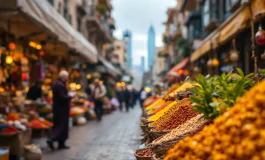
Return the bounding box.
[41,107,142,160]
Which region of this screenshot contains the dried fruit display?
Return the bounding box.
[135,147,154,157]
[153,114,206,144]
[153,103,198,132]
[150,99,189,127]
[165,80,265,160]
[148,101,177,122]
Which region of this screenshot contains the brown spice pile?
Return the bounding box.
[154,104,199,132]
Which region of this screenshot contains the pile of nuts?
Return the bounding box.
[154,104,199,132]
[135,148,154,157]
[154,114,206,144]
[150,98,190,127]
[188,119,213,137]
[165,80,265,160]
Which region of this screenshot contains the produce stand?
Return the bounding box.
[0,129,31,157]
[135,69,265,159]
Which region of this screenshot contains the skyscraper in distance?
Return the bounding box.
[148,25,155,70]
[141,56,145,72]
[123,30,132,69]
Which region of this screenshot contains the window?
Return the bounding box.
[68,14,72,25]
[116,46,121,50]
[77,17,81,32]
[57,2,62,14]
[202,0,210,27]
[48,0,54,6]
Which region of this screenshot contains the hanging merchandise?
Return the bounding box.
[38,50,45,57]
[8,42,16,50]
[255,23,265,45]
[36,60,44,81]
[22,72,28,81]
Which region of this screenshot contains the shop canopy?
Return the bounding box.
[190,0,265,62]
[0,0,97,63]
[167,57,189,76]
[98,56,122,77]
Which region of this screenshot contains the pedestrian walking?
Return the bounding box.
[123,86,131,112]
[90,79,106,121]
[115,87,123,111]
[47,70,73,150]
[140,88,147,108]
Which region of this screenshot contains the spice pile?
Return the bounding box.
[153,114,205,144]
[135,148,154,157]
[148,101,177,122]
[165,80,265,160]
[153,103,198,132]
[150,99,189,127]
[149,101,172,115]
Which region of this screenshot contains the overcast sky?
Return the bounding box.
[112,0,176,66]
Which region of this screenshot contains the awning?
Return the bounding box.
[167,57,189,76]
[190,0,265,62]
[0,0,98,63]
[98,56,122,77]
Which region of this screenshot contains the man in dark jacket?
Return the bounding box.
[26,81,43,100]
[47,70,73,150]
[123,87,131,112]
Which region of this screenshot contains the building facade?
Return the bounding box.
[112,40,127,71]
[123,30,133,69]
[141,56,145,72]
[148,25,156,70]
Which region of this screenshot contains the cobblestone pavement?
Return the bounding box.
[41,107,142,160]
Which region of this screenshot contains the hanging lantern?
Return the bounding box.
[255,24,265,45]
[193,66,200,73]
[230,51,239,62]
[38,50,45,57]
[9,42,16,50]
[6,56,13,64]
[177,69,184,75]
[22,72,28,81]
[207,59,213,67]
[212,58,220,67]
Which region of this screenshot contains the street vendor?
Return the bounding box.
[26,80,43,101]
[47,70,74,150]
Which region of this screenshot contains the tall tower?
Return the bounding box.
[123,30,132,69]
[141,56,145,72]
[148,25,155,70]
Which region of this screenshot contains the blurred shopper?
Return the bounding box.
[131,88,138,108]
[27,80,43,101]
[47,71,73,150]
[123,86,131,112]
[140,88,147,108]
[90,79,106,121]
[115,87,123,111]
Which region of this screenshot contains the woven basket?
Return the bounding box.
[146,124,156,141]
[150,129,170,140]
[150,133,189,158]
[134,148,156,160]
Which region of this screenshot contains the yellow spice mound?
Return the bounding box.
[165,80,265,160]
[150,98,190,127]
[146,99,164,111]
[148,101,177,122]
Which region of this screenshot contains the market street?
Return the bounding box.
[41,107,142,160]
